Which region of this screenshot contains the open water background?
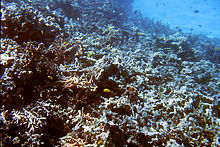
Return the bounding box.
[134,0,220,39]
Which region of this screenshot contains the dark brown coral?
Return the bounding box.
[1,5,61,47]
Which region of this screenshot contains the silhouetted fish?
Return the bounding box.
[134,10,137,14]
[194,10,200,13]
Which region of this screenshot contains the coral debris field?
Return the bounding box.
[0,0,219,146]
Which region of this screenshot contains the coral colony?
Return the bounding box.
[1,0,219,146]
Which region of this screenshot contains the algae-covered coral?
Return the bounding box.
[0,0,219,146]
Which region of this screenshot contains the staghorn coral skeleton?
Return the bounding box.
[1,0,220,146]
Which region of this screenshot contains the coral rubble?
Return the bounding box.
[1,0,219,146]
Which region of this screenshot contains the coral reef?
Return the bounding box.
[1,0,219,146]
[1,3,61,47]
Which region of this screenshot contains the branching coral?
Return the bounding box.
[1,0,220,146]
[1,4,61,46]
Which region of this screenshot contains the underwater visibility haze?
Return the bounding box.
[134,0,220,39]
[0,0,220,146]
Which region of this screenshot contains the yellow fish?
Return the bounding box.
[97,139,103,145]
[215,46,220,51]
[137,32,144,35]
[162,37,167,41]
[103,88,111,93]
[108,26,114,31]
[48,76,53,80]
[87,51,94,58]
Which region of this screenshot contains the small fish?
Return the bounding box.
[103,88,111,93]
[134,10,137,14]
[194,10,199,13]
[48,76,53,80]
[87,51,94,58]
[97,139,103,145]
[215,46,220,51]
[162,37,167,41]
[175,26,182,31]
[108,26,114,31]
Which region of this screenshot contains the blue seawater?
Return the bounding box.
[134,0,220,39]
